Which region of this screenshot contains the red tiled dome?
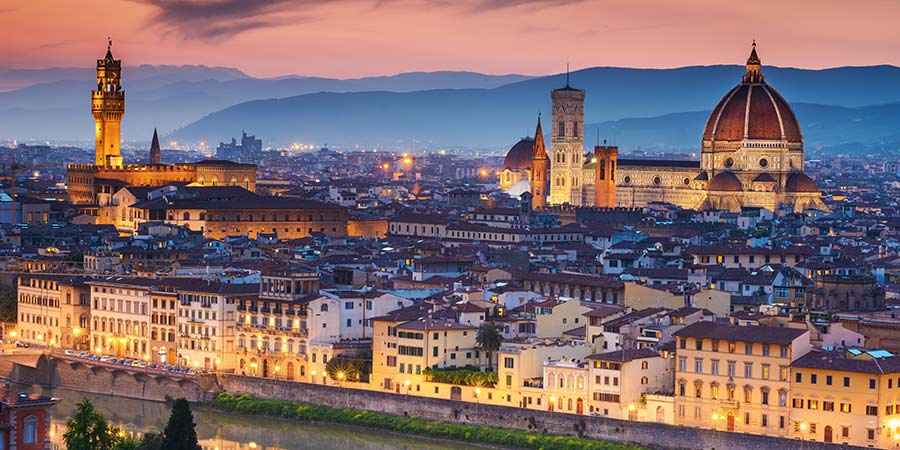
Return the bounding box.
[785,172,819,193]
[703,44,802,144]
[707,171,743,192]
[502,138,535,170]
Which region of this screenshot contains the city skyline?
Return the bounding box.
[3,0,900,78]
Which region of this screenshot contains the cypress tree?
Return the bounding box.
[160,398,201,450]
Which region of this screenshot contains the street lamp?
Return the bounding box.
[404,379,411,396]
[628,403,636,421]
[549,396,556,412]
[311,369,317,384]
[274,365,280,380]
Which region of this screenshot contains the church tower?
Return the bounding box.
[529,114,549,210]
[593,145,618,208]
[149,128,161,164]
[92,39,124,168]
[549,72,585,206]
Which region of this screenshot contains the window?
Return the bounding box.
[710,360,719,375]
[23,415,37,444]
[810,374,817,384]
[694,358,703,373]
[504,357,514,369]
[678,357,686,372]
[745,343,753,355]
[344,302,354,310]
[826,375,832,386]
[695,339,703,350]
[761,365,770,380]
[712,340,720,351]
[807,399,818,410]
[823,401,834,411]
[744,363,753,379]
[795,372,802,383]
[727,361,736,377]
[866,405,877,416]
[761,390,769,405]
[869,379,876,389]
[840,403,852,413]
[844,377,850,387]
[792,398,804,409]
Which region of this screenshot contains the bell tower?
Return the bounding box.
[529,114,549,210]
[593,144,618,208]
[549,68,585,206]
[92,39,124,168]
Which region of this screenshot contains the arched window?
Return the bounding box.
[320,304,329,312]
[641,361,649,370]
[183,212,190,221]
[641,376,648,385]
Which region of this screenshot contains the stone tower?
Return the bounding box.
[149,128,161,164]
[530,115,549,210]
[92,39,124,168]
[593,145,618,208]
[549,73,585,206]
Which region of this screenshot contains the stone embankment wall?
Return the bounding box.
[221,374,862,450]
[0,354,219,402]
[0,355,862,450]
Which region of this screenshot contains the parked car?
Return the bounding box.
[64,350,75,356]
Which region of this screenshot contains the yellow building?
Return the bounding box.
[673,321,810,438]
[16,275,90,349]
[88,278,155,358]
[790,349,900,448]
[586,348,671,420]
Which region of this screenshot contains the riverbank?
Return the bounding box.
[207,393,647,450]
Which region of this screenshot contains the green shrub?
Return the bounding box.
[207,393,645,450]
[422,366,498,387]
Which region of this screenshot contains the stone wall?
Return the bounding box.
[221,374,862,450]
[0,355,219,403]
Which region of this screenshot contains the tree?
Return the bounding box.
[63,398,116,450]
[325,351,371,382]
[0,284,17,323]
[476,323,502,371]
[136,432,164,450]
[160,398,201,450]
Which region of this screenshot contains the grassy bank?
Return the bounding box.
[207,393,646,450]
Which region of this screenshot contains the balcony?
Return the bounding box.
[719,399,740,409]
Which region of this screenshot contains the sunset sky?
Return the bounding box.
[3,0,900,78]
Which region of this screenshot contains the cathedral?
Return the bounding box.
[67,41,257,207]
[499,43,826,213]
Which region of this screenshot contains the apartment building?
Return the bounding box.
[235,270,318,380]
[176,281,253,371]
[586,348,670,420]
[790,349,900,447]
[88,278,156,359]
[16,275,90,349]
[673,322,811,438]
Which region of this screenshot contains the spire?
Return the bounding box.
[105,37,114,61]
[149,128,161,164]
[743,40,764,84]
[566,63,570,88]
[532,113,547,159]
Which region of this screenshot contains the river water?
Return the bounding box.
[28,387,492,450]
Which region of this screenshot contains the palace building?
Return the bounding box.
[67,42,257,208]
[500,43,826,213]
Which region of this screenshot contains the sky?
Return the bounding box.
[3,0,900,79]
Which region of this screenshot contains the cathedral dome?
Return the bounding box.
[502,138,535,170]
[707,171,743,192]
[702,43,802,144]
[785,172,819,192]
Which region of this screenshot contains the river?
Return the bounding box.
[24,386,500,450]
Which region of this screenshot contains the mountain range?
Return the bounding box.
[170,65,900,152]
[0,67,531,143]
[4,63,900,153]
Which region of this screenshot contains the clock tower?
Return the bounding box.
[92,39,124,168]
[549,73,585,206]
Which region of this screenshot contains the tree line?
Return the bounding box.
[63,397,201,450]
